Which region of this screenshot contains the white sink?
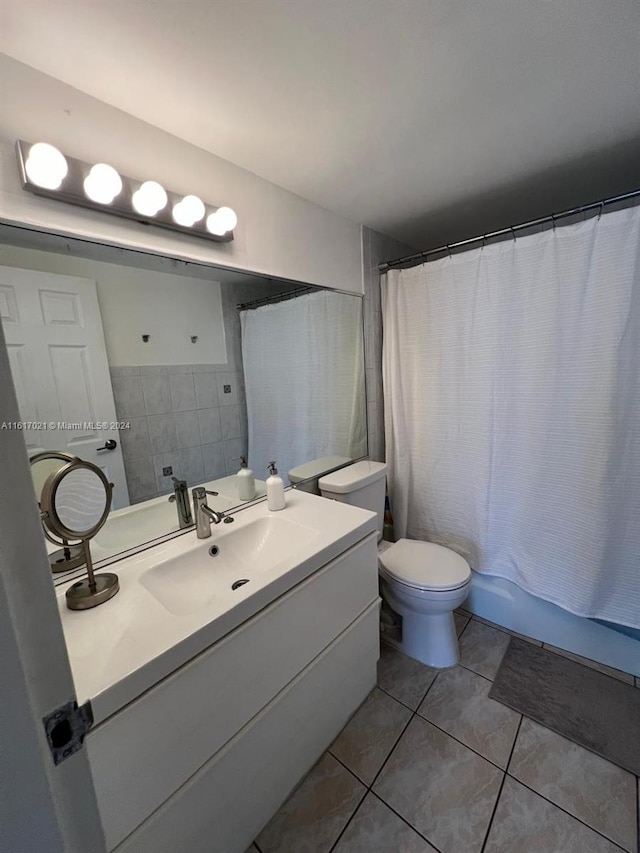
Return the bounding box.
[86,477,268,562]
[57,490,377,723]
[139,516,319,615]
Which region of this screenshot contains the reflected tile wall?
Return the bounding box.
[112,362,247,503]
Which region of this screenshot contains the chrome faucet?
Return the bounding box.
[192,486,224,538]
[169,476,193,529]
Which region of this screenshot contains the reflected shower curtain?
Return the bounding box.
[382,207,640,627]
[240,290,366,484]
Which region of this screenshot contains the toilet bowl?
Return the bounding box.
[378,539,471,668]
[319,461,471,669]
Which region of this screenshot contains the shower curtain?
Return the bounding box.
[240,290,366,484]
[383,206,640,628]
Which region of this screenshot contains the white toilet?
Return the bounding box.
[319,460,471,668]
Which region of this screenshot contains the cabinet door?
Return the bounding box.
[87,533,379,849]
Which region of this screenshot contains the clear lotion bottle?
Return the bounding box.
[266,461,286,511]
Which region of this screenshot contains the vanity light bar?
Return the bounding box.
[16,140,237,243]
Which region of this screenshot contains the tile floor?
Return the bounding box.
[249,613,639,853]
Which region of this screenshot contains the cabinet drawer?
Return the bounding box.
[89,532,378,849]
[116,601,380,853]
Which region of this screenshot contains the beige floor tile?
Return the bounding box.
[472,615,542,646]
[484,777,622,853]
[417,666,521,768]
[330,687,412,785]
[373,716,503,853]
[333,793,438,853]
[454,612,470,636]
[256,753,365,853]
[459,620,511,680]
[543,644,635,685]
[377,643,438,710]
[508,717,637,851]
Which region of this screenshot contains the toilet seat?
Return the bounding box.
[379,539,471,592]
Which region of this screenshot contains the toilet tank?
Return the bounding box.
[288,455,352,495]
[319,461,388,539]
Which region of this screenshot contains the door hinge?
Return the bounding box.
[43,699,94,765]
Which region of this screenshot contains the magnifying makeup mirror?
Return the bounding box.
[39,457,119,610]
[30,451,86,572]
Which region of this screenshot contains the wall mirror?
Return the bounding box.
[0,224,367,578]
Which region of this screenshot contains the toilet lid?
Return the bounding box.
[379,539,471,591]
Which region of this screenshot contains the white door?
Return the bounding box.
[0,265,130,509]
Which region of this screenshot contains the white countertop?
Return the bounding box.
[57,490,377,724]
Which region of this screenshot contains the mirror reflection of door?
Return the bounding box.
[0,266,129,508]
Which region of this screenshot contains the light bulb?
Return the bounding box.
[131,180,168,216]
[206,212,226,236]
[172,194,205,227]
[83,163,122,204]
[206,206,237,235]
[215,206,238,232]
[25,142,68,190]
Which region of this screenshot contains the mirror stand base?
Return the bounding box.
[66,573,120,610]
[50,545,86,573]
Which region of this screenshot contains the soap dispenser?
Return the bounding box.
[237,456,256,502]
[266,461,286,511]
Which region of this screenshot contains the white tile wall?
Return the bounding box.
[112,362,249,503]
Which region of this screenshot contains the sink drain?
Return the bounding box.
[208,545,220,557]
[231,578,250,590]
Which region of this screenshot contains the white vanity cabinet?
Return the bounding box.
[86,530,379,853]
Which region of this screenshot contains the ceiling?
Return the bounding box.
[2,0,639,249]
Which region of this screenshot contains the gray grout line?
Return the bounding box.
[506,776,632,853]
[419,706,636,850]
[457,616,472,640]
[331,698,633,853]
[257,632,639,852]
[479,716,523,853]
[415,712,509,774]
[368,703,421,790]
[368,789,445,853]
[365,670,636,852]
[375,682,417,712]
[328,668,444,853]
[457,660,496,682]
[326,785,368,853]
[469,615,636,683]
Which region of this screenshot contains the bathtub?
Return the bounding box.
[465,570,640,678]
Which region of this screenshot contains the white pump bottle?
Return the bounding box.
[237,456,256,501]
[266,461,286,511]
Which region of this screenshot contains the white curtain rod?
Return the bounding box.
[379,188,640,272]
